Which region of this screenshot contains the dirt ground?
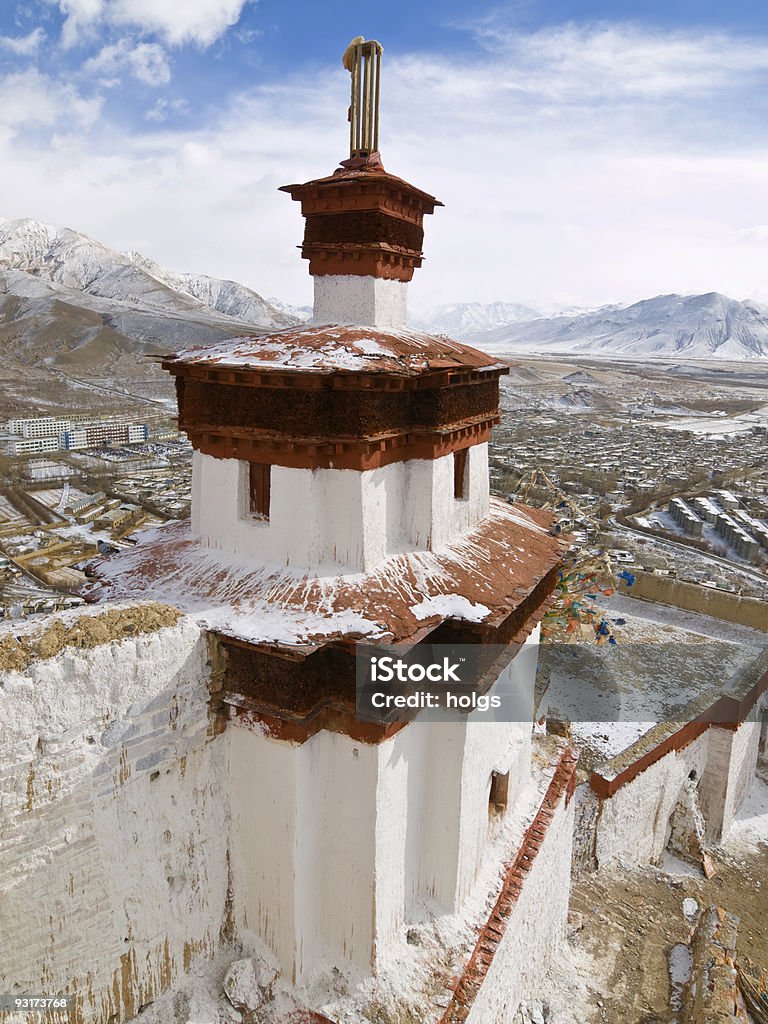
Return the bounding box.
[569,840,768,1023]
[0,602,182,671]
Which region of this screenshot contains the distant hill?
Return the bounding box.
[0,218,298,376]
[417,293,768,360]
[267,296,312,322]
[411,301,542,337]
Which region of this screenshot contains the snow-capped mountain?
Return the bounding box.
[268,296,312,322]
[449,293,768,360]
[3,217,767,369]
[0,218,299,377]
[127,251,296,329]
[0,217,296,330]
[411,301,542,336]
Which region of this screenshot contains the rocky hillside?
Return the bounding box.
[0,218,298,376]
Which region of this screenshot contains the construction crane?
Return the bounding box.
[514,467,619,644]
[514,467,599,533]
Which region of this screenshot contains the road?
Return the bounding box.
[608,514,768,589]
[57,372,170,409]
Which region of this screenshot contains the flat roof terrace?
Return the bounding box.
[537,593,768,783]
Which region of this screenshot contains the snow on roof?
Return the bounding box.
[165,324,505,377]
[82,498,564,651]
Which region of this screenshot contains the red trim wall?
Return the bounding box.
[590,669,768,799]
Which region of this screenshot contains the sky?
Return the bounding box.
[2,1,768,314]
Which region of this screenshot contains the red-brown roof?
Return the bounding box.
[279,166,443,209]
[165,324,506,378]
[82,499,565,653]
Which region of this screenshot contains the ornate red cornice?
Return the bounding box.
[183,417,498,470]
[279,168,442,282]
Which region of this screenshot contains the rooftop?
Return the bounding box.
[164,324,505,378]
[538,593,768,775]
[82,498,566,653]
[278,162,443,208]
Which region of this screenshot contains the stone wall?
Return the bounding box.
[682,907,746,1024]
[759,713,768,773]
[592,732,711,868]
[588,715,763,869]
[464,794,574,1023]
[617,572,767,632]
[454,750,577,1024]
[0,606,229,1023]
[571,783,600,877]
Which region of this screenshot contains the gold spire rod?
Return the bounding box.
[342,37,383,160]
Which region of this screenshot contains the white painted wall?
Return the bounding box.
[297,733,380,978]
[465,790,575,1023]
[0,614,229,1022]
[227,726,303,976]
[594,717,763,869]
[229,723,379,982]
[699,720,762,841]
[721,720,761,835]
[0,611,543,1017]
[370,701,532,934]
[192,443,489,573]
[312,275,408,328]
[593,733,710,869]
[228,629,538,983]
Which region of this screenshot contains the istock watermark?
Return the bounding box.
[370,655,463,684]
[355,640,768,727]
[355,643,538,724]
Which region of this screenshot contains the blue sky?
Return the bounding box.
[2,1,768,311]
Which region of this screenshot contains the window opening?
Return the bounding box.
[248,462,271,520]
[454,448,468,499]
[489,770,509,815]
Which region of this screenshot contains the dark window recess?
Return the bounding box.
[454,448,468,499]
[489,770,509,815]
[249,462,271,519]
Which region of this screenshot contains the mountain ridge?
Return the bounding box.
[0,217,296,330]
[3,217,767,366]
[415,293,768,360]
[0,217,298,378]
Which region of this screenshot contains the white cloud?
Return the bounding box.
[739,226,768,244]
[4,22,768,309]
[83,39,171,86]
[57,0,105,48]
[0,28,45,55]
[466,20,768,100]
[0,69,103,136]
[235,27,261,45]
[146,97,190,122]
[110,0,251,46]
[53,0,252,47]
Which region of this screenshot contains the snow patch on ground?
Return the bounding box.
[570,721,655,759]
[668,943,692,1012]
[661,851,705,879]
[725,776,768,853]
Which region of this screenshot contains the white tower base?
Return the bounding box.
[312,275,408,327]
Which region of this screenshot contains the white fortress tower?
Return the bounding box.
[86,38,577,1021]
